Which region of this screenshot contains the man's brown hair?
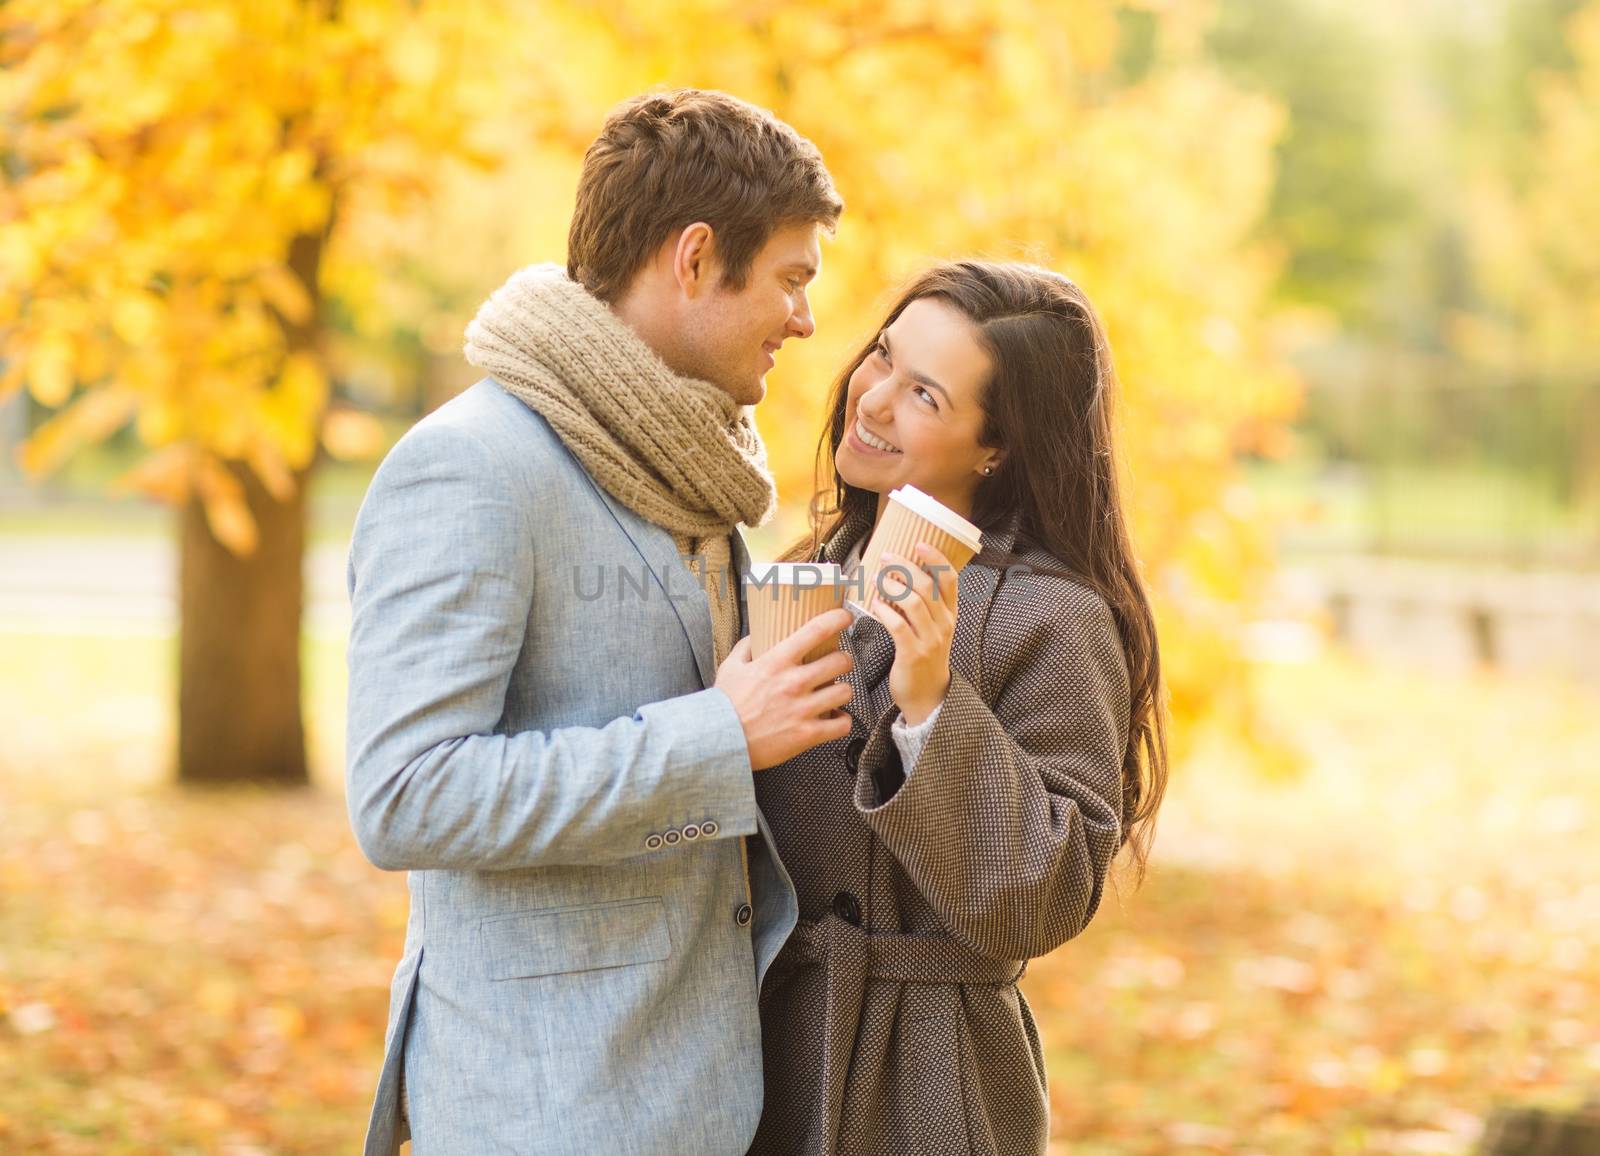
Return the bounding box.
[567,89,843,303]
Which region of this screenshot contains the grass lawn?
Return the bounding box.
[1243,458,1600,564]
[0,631,1595,1154]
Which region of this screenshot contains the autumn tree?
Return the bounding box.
[0,0,512,784]
[1208,0,1416,327]
[1464,0,1600,518]
[5,0,1302,785]
[487,0,1301,763]
[1473,1,1600,363]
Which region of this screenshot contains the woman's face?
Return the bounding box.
[836,296,1002,520]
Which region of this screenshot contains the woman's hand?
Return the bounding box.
[870,542,959,726]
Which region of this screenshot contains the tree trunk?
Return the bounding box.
[1579,385,1600,561]
[177,459,315,786]
[177,221,326,787]
[1476,1102,1600,1154]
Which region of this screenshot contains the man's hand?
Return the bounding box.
[715,607,855,771]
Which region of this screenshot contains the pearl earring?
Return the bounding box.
[982,465,994,476]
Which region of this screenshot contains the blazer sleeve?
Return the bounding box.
[851,575,1130,960]
[344,420,757,873]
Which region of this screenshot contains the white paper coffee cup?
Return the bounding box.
[853,485,983,615]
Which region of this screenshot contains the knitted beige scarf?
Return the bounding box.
[462,264,776,667]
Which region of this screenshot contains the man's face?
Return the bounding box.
[681,221,821,405]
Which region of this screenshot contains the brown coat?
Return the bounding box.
[747,506,1132,1156]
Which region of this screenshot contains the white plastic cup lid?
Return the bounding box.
[743,562,843,587]
[885,485,984,553]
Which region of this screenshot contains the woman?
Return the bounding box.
[745,261,1169,1156]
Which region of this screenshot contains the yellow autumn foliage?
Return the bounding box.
[466,0,1301,761]
[2,0,1302,763]
[0,0,514,545]
[1464,1,1600,371]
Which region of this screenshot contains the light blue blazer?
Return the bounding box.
[344,378,799,1154]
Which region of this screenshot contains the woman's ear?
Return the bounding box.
[978,450,1005,477]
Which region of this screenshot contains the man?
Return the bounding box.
[345,89,853,1154]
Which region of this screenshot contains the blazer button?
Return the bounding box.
[682,824,701,841]
[644,833,664,851]
[832,890,862,926]
[701,819,719,837]
[734,902,753,927]
[663,828,681,846]
[844,736,866,777]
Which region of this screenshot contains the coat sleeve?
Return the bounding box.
[852,576,1130,960]
[344,420,757,873]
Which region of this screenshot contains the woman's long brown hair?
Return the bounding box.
[781,260,1169,888]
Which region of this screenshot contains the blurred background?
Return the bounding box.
[2,1,1597,1153]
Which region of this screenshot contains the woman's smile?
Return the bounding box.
[844,418,902,456]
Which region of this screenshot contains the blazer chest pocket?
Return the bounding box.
[480,897,672,981]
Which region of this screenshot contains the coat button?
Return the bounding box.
[644,833,663,851]
[734,902,753,927]
[663,829,681,846]
[682,824,701,841]
[844,736,866,777]
[832,890,861,926]
[701,819,719,837]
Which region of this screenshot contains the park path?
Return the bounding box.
[0,532,352,638]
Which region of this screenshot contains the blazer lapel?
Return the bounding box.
[572,471,719,690]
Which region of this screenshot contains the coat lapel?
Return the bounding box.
[573,470,719,689]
